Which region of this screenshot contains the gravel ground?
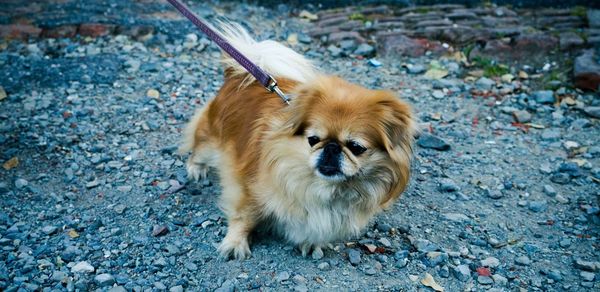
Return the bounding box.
[1,2,599,292]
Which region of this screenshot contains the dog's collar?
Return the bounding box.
[266,76,291,105]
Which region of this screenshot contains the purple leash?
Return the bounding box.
[166,0,290,104]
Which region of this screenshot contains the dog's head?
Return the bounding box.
[279,76,415,205]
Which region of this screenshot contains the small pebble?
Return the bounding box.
[71,261,95,273]
[317,262,330,270]
[15,178,28,189]
[41,225,58,235]
[348,249,361,265]
[515,256,532,266]
[94,273,115,287]
[481,257,500,268]
[276,271,290,282]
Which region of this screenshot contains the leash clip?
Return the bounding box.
[267,76,290,105]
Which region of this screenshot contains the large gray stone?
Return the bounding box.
[588,10,600,28]
[559,31,584,50]
[533,90,555,104]
[583,107,600,119]
[574,49,600,91]
[353,43,375,56]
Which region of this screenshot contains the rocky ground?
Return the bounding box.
[1,1,599,291]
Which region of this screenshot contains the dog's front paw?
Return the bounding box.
[218,236,251,260]
[299,243,324,259]
[186,161,208,183]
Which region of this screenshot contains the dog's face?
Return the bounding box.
[284,76,415,196]
[305,126,369,182]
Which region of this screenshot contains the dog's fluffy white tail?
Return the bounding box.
[213,21,317,86]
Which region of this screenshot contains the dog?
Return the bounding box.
[179,22,415,259]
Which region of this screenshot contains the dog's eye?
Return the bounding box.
[347,141,367,155]
[307,136,320,147]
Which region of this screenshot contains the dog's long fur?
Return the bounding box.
[180,22,415,259]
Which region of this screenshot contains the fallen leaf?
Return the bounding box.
[421,273,444,291]
[449,51,468,65]
[299,10,318,21]
[68,229,79,238]
[525,123,545,129]
[364,244,377,253]
[569,158,588,166]
[518,70,529,79]
[286,33,298,45]
[146,89,160,99]
[2,157,19,170]
[563,97,576,106]
[468,69,484,78]
[424,68,448,80]
[571,146,588,155]
[476,267,492,276]
[507,237,523,245]
[511,122,530,133]
[501,73,514,83]
[0,86,6,101]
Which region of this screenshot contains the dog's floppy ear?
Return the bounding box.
[374,94,415,208]
[281,86,321,136]
[375,95,415,161]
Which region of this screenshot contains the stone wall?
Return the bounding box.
[255,0,599,9]
[308,4,594,60]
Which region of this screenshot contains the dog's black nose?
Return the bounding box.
[323,142,341,154]
[318,142,342,177]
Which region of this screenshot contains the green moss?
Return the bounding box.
[472,57,510,78]
[462,44,475,60]
[541,64,571,90]
[482,0,494,8]
[414,7,431,14]
[571,6,587,18]
[348,13,366,22]
[576,30,588,43]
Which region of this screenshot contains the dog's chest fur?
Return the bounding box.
[253,138,383,246]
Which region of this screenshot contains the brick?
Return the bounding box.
[327,31,366,44]
[41,25,77,38]
[513,33,558,53]
[317,15,348,27]
[0,24,41,40]
[559,31,585,50]
[359,5,389,16]
[115,25,155,40]
[78,23,114,37]
[377,32,443,57]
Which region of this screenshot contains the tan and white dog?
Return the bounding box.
[180,22,415,259]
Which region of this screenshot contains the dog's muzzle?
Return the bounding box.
[317,142,342,176]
